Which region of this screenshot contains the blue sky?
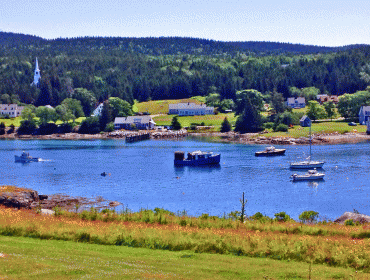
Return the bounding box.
[1,0,369,46]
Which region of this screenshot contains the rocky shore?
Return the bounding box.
[0,186,120,212]
[1,129,370,145]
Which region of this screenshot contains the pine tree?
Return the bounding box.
[171,116,182,130]
[220,117,232,132]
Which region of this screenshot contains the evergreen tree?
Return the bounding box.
[99,100,113,131]
[171,116,182,130]
[220,117,232,132]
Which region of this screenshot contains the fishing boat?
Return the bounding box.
[291,169,325,181]
[174,150,220,166]
[255,146,286,157]
[290,118,324,169]
[15,151,40,163]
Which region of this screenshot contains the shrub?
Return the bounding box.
[7,124,15,134]
[57,123,73,134]
[37,123,58,135]
[274,212,291,222]
[344,219,355,226]
[250,212,271,222]
[0,122,5,135]
[17,120,37,135]
[299,211,319,223]
[79,117,100,134]
[220,117,232,132]
[274,123,289,132]
[104,122,115,132]
[264,122,274,129]
[154,207,174,216]
[189,123,197,130]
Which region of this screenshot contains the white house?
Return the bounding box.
[0,104,24,117]
[168,102,214,116]
[114,116,156,130]
[92,103,104,117]
[287,97,306,109]
[359,106,370,125]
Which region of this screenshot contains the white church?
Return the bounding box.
[31,57,41,86]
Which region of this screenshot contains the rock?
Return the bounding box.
[40,209,55,215]
[334,212,370,224]
[39,194,48,200]
[0,187,39,209]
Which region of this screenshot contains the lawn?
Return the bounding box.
[153,113,236,128]
[134,96,206,115]
[0,234,367,279]
[262,121,366,138]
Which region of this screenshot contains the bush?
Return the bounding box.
[274,123,289,132]
[57,123,73,134]
[189,123,197,130]
[264,122,274,129]
[37,123,58,135]
[17,120,37,135]
[104,122,115,132]
[0,122,5,135]
[250,212,271,222]
[344,219,355,226]
[299,211,319,223]
[79,117,100,134]
[274,212,291,222]
[7,124,15,134]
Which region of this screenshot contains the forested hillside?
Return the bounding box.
[0,31,369,107]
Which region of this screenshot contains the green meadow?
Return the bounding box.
[1,235,366,280]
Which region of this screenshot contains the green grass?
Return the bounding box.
[0,117,22,127]
[153,113,236,129]
[0,235,367,279]
[262,121,366,138]
[134,97,206,115]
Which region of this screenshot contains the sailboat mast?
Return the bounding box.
[309,124,312,158]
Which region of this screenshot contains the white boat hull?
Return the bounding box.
[292,174,325,181]
[290,161,325,169]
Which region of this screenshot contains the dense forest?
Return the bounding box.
[1,31,369,108]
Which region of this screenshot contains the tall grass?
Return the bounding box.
[1,206,370,271]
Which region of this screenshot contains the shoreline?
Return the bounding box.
[1,130,370,145]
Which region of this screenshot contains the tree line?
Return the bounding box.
[0,32,370,112]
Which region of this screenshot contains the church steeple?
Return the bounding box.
[32,57,41,86]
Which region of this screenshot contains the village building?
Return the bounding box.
[359,106,370,125]
[0,104,24,117]
[317,94,339,104]
[286,97,305,109]
[168,102,214,116]
[114,116,156,130]
[92,103,104,117]
[300,115,311,127]
[31,57,41,86]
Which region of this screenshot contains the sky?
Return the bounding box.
[1,0,369,47]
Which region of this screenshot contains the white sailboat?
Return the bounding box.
[290,117,325,169]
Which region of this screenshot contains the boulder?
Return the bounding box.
[334,212,370,224]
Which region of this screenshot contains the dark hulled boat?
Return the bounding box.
[174,151,221,166]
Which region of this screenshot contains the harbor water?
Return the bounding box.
[1,138,369,220]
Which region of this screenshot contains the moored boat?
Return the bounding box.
[174,150,220,166]
[15,151,40,163]
[291,169,325,181]
[255,146,286,157]
[290,157,325,169]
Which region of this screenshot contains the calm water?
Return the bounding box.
[1,138,370,220]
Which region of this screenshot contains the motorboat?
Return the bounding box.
[174,150,220,166]
[15,151,40,163]
[291,169,325,181]
[255,146,286,157]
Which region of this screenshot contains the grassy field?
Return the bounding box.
[262,121,366,138]
[134,96,206,115]
[1,205,370,278]
[153,113,236,128]
[1,235,366,280]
